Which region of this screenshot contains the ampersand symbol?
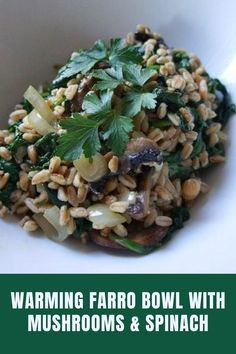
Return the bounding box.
[130,316,140,332]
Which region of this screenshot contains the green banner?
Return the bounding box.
[0,275,235,353]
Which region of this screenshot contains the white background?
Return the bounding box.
[0,0,236,273]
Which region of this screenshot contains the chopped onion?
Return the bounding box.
[28,109,56,135]
[119,191,137,204]
[32,213,58,238]
[73,153,108,182]
[43,206,69,242]
[87,203,126,229]
[24,85,55,122]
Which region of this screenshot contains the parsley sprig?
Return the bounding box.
[54,39,160,160]
[56,91,133,160]
[52,38,142,88]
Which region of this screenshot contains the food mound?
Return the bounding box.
[0,24,234,254]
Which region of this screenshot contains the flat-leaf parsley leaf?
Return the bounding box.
[55,114,102,160]
[52,40,107,88]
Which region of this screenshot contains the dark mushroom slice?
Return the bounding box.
[120,137,163,175]
[90,223,169,254]
[65,77,95,114]
[127,222,168,246]
[90,230,123,249]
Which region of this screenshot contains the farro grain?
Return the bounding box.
[59,205,70,226]
[147,128,164,142]
[179,107,194,123]
[199,79,208,99]
[141,115,149,133]
[156,186,173,201]
[27,145,38,164]
[66,185,79,207]
[108,156,119,173]
[69,207,88,218]
[185,131,198,142]
[0,146,11,160]
[147,54,158,66]
[188,91,201,102]
[118,175,137,189]
[73,172,81,188]
[155,216,172,227]
[0,204,10,218]
[103,195,117,205]
[77,183,88,203]
[23,219,38,232]
[0,173,10,189]
[24,198,44,213]
[181,143,193,160]
[182,178,201,201]
[110,201,129,213]
[64,84,78,100]
[54,105,65,117]
[4,134,14,144]
[113,224,128,237]
[192,157,200,170]
[32,170,50,185]
[157,102,167,119]
[58,166,68,176]
[209,133,219,147]
[178,132,187,143]
[170,75,186,90]
[9,109,27,122]
[168,113,180,126]
[50,173,66,185]
[57,186,68,202]
[209,155,225,163]
[19,171,29,191]
[65,167,77,185]
[10,190,22,203]
[49,156,61,173]
[206,123,222,135]
[144,208,158,228]
[22,133,38,143]
[199,151,209,167]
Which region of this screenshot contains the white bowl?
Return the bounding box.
[0,0,236,273]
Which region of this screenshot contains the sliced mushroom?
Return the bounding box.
[90,223,169,251]
[65,77,95,114]
[90,230,123,249]
[120,137,163,175]
[127,222,168,246]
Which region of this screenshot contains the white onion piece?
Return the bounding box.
[43,206,69,242]
[119,191,137,204]
[87,203,126,229]
[24,85,55,122]
[32,213,58,238]
[73,153,108,182]
[28,109,55,135]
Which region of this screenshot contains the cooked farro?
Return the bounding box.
[0,24,234,254]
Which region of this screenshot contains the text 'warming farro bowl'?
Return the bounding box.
[0,23,235,255]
